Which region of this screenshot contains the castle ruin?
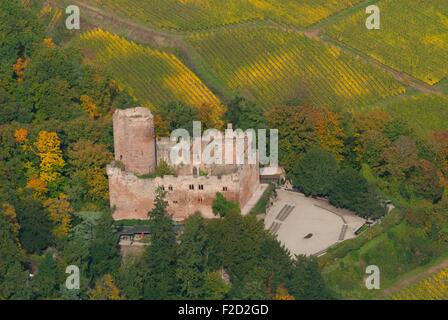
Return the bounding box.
[107,107,262,222]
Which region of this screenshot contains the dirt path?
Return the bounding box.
[381,258,448,298]
[59,0,187,49]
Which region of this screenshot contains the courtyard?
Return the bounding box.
[265,189,366,256]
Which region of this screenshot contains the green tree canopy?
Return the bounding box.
[32,253,60,299]
[0,211,31,299]
[330,167,386,219]
[212,192,241,218]
[156,101,199,136]
[225,96,268,130]
[287,255,331,300]
[14,195,53,254]
[89,212,120,279]
[176,213,208,299]
[142,188,177,299]
[291,147,339,197]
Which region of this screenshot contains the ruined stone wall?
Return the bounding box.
[108,165,241,221]
[236,163,260,209]
[109,112,260,221]
[113,107,156,175]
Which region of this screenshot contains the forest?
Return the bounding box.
[1,0,447,300]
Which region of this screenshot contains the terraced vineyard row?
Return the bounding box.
[188,27,405,110]
[79,29,225,127]
[392,268,448,300]
[325,0,448,85]
[379,94,448,138]
[82,0,362,30]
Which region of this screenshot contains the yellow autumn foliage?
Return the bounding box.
[43,194,73,238]
[2,203,20,240]
[14,128,29,143]
[43,37,56,49]
[35,131,65,183]
[87,167,110,201]
[80,95,100,119]
[13,57,30,82]
[26,177,49,198]
[89,274,122,300]
[188,27,405,110]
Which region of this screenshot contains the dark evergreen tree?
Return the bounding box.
[14,195,53,254]
[176,213,208,299]
[142,188,177,299]
[32,253,59,299]
[0,212,31,299]
[287,255,330,300]
[117,256,146,300]
[89,212,120,279]
[329,167,386,219]
[233,268,267,300]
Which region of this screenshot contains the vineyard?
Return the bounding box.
[81,0,362,30]
[380,94,448,138]
[188,27,405,110]
[391,268,448,300]
[325,0,448,85]
[79,29,225,127]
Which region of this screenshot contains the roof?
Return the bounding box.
[118,225,151,236]
[117,223,183,236]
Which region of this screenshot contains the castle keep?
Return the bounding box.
[107,107,261,221]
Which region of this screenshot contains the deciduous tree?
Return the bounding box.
[89,274,122,300]
[291,147,339,197]
[266,105,318,170]
[212,192,240,218]
[35,131,65,184]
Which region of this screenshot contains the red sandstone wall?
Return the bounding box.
[108,166,240,221]
[237,163,260,209]
[113,108,156,175]
[109,112,260,221]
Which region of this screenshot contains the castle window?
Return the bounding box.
[169,185,173,191]
[173,200,178,204]
[120,155,123,160]
[189,184,195,190]
[223,187,228,192]
[199,184,204,190]
[160,186,165,191]
[198,198,203,203]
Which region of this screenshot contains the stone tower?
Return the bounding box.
[113,107,156,175]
